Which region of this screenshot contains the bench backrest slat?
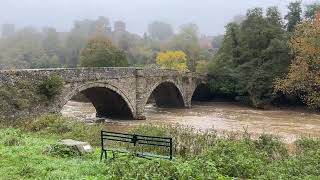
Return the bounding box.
[137,141,171,147]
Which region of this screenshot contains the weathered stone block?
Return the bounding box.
[60,139,93,154]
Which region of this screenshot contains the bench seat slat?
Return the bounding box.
[137,152,171,159]
[105,148,130,153]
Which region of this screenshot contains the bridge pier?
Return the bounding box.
[135,69,147,120]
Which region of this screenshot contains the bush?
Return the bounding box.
[129,124,217,158]
[24,114,71,133]
[44,143,80,157]
[0,80,41,114]
[201,140,267,178]
[295,137,320,154]
[19,114,105,146]
[0,128,25,146]
[255,134,288,160]
[38,75,63,99]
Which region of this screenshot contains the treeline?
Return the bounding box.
[209,1,320,109]
[0,17,217,72]
[1,2,320,110]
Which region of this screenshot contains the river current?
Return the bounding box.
[61,101,320,142]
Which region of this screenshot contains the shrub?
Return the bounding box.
[201,140,267,178]
[20,114,105,146]
[295,137,320,154]
[38,75,63,99]
[129,124,217,158]
[0,80,41,114]
[44,143,80,157]
[1,128,25,146]
[255,134,288,160]
[24,114,71,133]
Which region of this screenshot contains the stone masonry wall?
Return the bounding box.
[0,67,207,120]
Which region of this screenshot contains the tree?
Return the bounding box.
[285,1,302,32]
[0,27,45,69]
[284,1,302,75]
[275,12,320,109]
[209,7,289,108]
[148,21,174,41]
[168,23,200,72]
[156,51,188,71]
[42,27,61,57]
[127,47,154,66]
[79,33,128,67]
[305,2,320,20]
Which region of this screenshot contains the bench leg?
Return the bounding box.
[100,151,104,162]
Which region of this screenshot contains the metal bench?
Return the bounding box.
[100,131,173,160]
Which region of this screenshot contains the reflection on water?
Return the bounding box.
[61,101,320,142]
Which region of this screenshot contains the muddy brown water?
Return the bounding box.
[61,101,320,143]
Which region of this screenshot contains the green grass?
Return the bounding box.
[1,114,320,179]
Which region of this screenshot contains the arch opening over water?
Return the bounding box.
[192,83,212,103]
[62,86,134,120]
[148,82,185,108]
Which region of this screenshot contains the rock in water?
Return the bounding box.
[60,139,93,154]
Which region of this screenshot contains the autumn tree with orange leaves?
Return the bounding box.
[275,11,320,109]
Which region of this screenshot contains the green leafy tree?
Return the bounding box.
[79,34,128,67]
[305,2,320,20]
[168,23,200,72]
[285,1,302,32]
[209,7,289,108]
[148,21,174,41]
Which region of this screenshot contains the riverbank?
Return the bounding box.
[1,114,320,179]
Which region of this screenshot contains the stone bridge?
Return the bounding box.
[0,68,209,120]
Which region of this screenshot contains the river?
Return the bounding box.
[61,101,320,142]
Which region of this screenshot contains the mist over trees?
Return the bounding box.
[1,1,320,109]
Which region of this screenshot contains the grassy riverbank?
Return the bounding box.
[1,115,320,179]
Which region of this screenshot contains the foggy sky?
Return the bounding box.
[0,0,316,35]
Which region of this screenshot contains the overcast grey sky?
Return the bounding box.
[0,0,317,35]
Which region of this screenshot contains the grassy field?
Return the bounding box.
[1,115,320,179]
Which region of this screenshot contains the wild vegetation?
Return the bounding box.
[1,114,320,179]
[0,75,64,117]
[209,2,320,109]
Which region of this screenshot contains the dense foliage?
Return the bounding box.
[0,81,41,114]
[209,7,290,108]
[275,12,320,109]
[208,2,320,109]
[156,51,188,71]
[79,34,128,67]
[1,115,320,179]
[38,75,64,99]
[0,17,212,72]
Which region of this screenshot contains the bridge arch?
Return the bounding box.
[144,80,185,108]
[61,82,135,119]
[190,82,212,103]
